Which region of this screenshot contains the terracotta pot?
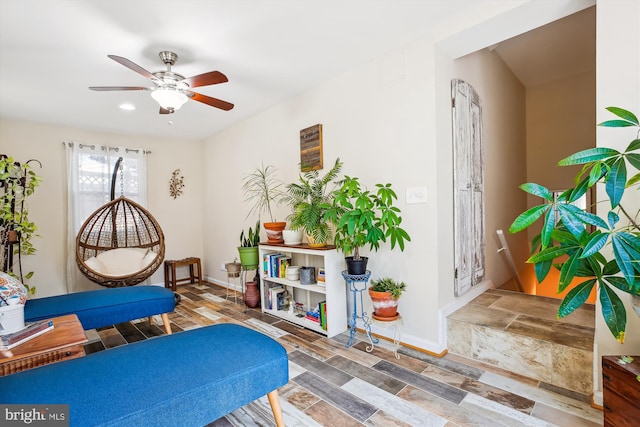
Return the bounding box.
[264,222,286,243]
[368,288,399,320]
[244,281,261,308]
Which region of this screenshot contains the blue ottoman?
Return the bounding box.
[0,324,288,426]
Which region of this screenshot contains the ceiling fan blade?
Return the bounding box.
[107,55,155,80]
[182,71,228,88]
[187,91,234,111]
[159,107,174,114]
[89,86,150,91]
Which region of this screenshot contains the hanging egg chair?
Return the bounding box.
[76,157,165,287]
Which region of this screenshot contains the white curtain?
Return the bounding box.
[64,142,148,293]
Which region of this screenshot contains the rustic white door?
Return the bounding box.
[452,79,485,296]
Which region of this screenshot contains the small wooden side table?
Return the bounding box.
[0,314,87,376]
[164,257,203,291]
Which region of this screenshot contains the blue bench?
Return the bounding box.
[24,286,175,334]
[0,323,289,426]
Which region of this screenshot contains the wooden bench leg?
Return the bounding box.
[161,313,172,335]
[267,390,285,427]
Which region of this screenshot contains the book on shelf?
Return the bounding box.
[278,257,291,278]
[0,319,54,350]
[319,301,327,330]
[268,287,286,310]
[266,253,284,277]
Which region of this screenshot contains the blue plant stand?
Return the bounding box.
[342,271,379,348]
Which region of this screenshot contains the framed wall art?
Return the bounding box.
[299,124,323,172]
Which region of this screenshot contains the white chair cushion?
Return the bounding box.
[96,248,149,276]
[84,256,107,274]
[141,251,157,269]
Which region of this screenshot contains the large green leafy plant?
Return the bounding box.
[323,176,411,260]
[510,107,640,343]
[0,155,43,295]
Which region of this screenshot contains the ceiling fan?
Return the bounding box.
[90,51,234,114]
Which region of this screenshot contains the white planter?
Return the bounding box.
[283,229,302,245]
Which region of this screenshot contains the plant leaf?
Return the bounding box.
[558,147,619,165]
[581,232,609,258]
[519,183,554,200]
[611,232,640,285]
[599,283,627,343]
[626,152,640,170]
[509,204,549,234]
[558,251,582,292]
[528,245,572,263]
[605,158,626,208]
[598,120,636,128]
[558,279,596,318]
[534,259,552,282]
[605,106,639,125]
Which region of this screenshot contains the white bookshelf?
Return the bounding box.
[259,243,346,337]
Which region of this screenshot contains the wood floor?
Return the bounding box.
[84,283,603,426]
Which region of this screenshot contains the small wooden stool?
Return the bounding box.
[164,257,202,291]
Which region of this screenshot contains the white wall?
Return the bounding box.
[0,119,204,296]
[593,0,640,405]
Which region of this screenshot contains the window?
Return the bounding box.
[66,143,148,232]
[64,142,148,292]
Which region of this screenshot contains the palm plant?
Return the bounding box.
[285,158,343,245]
[509,107,640,343]
[241,164,284,223]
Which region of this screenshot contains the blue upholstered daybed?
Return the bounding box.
[23,286,175,334]
[0,323,289,426]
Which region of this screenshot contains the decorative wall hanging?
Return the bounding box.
[300,124,323,172]
[169,169,185,199]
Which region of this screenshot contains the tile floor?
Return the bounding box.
[84,283,603,426]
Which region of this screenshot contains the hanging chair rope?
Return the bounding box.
[75,157,165,287]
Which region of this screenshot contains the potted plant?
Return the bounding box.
[285,158,343,247]
[0,155,43,295]
[369,277,407,320]
[323,176,411,274]
[509,106,640,343]
[242,164,286,243]
[237,220,260,269]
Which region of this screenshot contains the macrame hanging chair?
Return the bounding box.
[76,157,165,287]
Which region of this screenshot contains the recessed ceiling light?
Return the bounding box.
[119,103,136,111]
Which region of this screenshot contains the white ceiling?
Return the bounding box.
[0,1,593,142]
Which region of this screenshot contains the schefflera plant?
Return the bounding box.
[509,107,640,343]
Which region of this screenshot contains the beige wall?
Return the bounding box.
[525,70,596,242]
[0,119,204,296]
[455,49,528,291]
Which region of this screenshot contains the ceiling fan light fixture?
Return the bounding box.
[151,88,188,111]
